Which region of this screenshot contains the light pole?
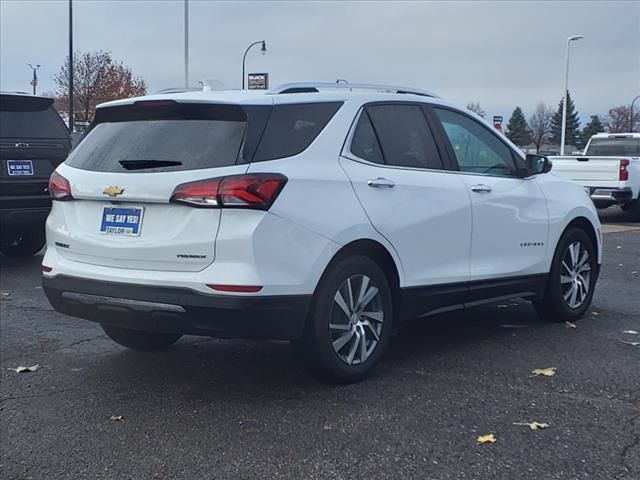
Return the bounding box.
[242,40,266,89]
[184,0,189,88]
[68,0,74,132]
[630,95,640,132]
[560,34,584,155]
[26,64,40,95]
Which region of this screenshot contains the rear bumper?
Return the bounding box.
[0,207,49,232]
[588,187,634,208]
[43,275,311,340]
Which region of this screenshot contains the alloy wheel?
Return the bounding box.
[329,274,384,365]
[560,241,592,309]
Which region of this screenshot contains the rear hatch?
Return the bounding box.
[0,95,71,210]
[53,100,266,272]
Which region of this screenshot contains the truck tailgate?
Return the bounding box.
[551,156,620,182]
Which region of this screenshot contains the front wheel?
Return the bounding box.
[296,255,393,383]
[533,227,598,323]
[102,325,182,351]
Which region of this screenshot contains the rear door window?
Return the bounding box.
[587,138,640,156]
[349,111,384,164]
[0,96,68,139]
[253,102,342,161]
[366,104,444,170]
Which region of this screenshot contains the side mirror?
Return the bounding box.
[525,154,552,176]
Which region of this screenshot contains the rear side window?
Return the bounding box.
[66,103,251,173]
[0,96,68,139]
[253,102,342,162]
[366,104,444,170]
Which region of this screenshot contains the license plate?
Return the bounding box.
[100,206,144,236]
[7,160,34,176]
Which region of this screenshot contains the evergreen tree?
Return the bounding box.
[549,91,582,149]
[505,107,531,146]
[581,115,605,146]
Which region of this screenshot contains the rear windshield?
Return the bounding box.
[66,101,342,172]
[587,138,640,156]
[0,96,68,139]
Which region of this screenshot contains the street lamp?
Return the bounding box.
[242,40,266,89]
[560,34,584,155]
[630,95,640,132]
[26,63,40,95]
[184,0,189,88]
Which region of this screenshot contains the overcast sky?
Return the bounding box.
[1,0,639,122]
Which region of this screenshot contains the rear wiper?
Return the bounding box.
[119,160,182,170]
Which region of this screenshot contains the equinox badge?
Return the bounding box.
[103,186,125,197]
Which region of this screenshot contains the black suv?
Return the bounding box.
[0,93,71,257]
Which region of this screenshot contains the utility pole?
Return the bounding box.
[184,0,189,88]
[68,0,74,132]
[26,64,40,95]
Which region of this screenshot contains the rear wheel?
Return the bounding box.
[297,255,393,383]
[621,199,640,221]
[533,227,598,322]
[102,325,182,351]
[0,231,45,257]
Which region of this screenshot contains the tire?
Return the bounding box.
[102,325,182,351]
[296,255,393,383]
[0,231,45,257]
[621,199,640,221]
[533,227,598,323]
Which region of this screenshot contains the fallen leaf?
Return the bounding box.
[110,415,124,421]
[1,292,10,297]
[619,264,624,267]
[632,271,638,275]
[531,367,557,377]
[323,424,332,431]
[565,321,577,329]
[622,330,639,335]
[513,421,550,431]
[8,364,40,373]
[616,246,622,249]
[500,324,528,329]
[619,340,640,347]
[477,434,496,444]
[592,311,600,316]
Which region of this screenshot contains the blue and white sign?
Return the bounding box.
[100,206,144,236]
[7,160,34,176]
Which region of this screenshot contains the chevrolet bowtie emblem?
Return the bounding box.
[103,186,125,197]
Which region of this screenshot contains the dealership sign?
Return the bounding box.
[248,73,269,90]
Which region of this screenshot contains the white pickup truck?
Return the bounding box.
[551,133,640,220]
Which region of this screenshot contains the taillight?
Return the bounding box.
[619,159,629,181]
[48,171,73,200]
[170,173,287,210]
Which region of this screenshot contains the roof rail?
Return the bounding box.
[154,87,202,95]
[269,82,440,98]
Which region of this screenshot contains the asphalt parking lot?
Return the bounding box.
[1,207,639,480]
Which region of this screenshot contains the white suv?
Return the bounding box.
[42,83,602,383]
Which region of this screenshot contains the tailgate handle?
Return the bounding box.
[577,157,589,162]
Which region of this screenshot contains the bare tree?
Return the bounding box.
[606,105,640,133]
[528,102,553,153]
[53,50,147,122]
[466,102,486,118]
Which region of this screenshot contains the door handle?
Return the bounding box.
[471,184,492,193]
[367,178,395,188]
